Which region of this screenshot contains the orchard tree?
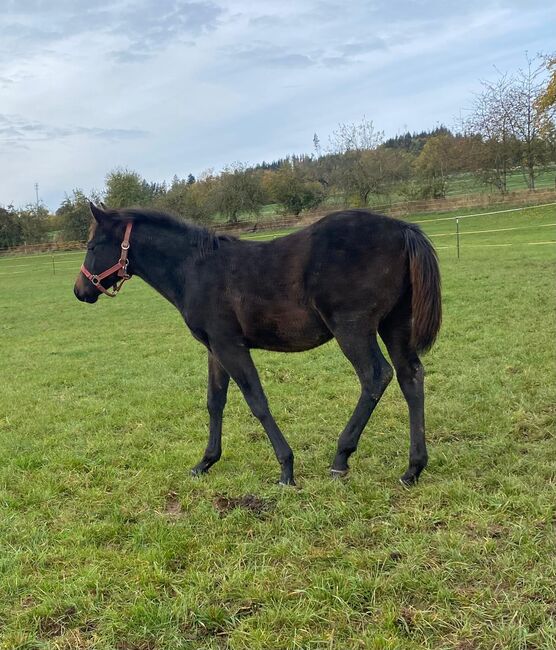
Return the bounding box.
[268,165,324,216]
[335,147,410,205]
[414,134,460,197]
[0,205,23,248]
[505,55,554,189]
[104,168,155,208]
[466,74,518,193]
[328,117,383,154]
[18,204,49,244]
[57,189,97,241]
[154,175,214,223]
[212,163,265,223]
[467,55,555,191]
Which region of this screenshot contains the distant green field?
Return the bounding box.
[0,204,555,649]
[443,167,556,197]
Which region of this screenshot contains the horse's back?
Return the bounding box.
[301,210,409,323]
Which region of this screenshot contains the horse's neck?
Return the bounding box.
[131,223,190,307]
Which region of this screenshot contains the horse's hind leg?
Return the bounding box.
[379,313,428,485]
[191,353,230,476]
[331,327,393,476]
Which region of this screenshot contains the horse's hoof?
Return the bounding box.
[278,479,296,487]
[190,467,207,477]
[330,468,349,479]
[399,475,417,487]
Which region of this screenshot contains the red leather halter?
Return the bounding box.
[80,222,133,297]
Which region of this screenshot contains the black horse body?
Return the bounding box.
[75,205,441,486]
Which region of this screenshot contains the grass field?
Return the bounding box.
[0,204,555,649]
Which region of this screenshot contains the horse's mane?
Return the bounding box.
[108,207,236,259]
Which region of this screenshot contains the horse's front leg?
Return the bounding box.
[212,343,295,486]
[191,353,230,476]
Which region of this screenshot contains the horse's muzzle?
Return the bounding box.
[74,280,98,303]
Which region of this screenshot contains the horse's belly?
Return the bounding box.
[242,304,332,352]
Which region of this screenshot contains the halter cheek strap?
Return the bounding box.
[80,222,133,298]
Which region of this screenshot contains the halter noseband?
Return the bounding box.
[80,222,133,298]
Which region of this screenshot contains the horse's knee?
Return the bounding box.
[207,393,227,416]
[382,361,394,389]
[369,360,393,397]
[396,359,423,387]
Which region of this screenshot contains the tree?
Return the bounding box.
[212,163,265,223]
[154,175,214,223]
[334,147,410,206]
[18,204,49,244]
[535,55,556,114]
[313,133,322,157]
[0,205,23,248]
[504,55,553,189]
[57,189,96,241]
[466,73,519,193]
[268,165,324,216]
[414,134,462,197]
[467,56,554,191]
[327,118,413,205]
[328,117,383,154]
[104,168,155,208]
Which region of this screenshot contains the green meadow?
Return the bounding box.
[0,204,555,649]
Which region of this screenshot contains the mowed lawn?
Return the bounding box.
[0,205,555,649]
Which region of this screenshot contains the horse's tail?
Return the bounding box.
[402,223,442,354]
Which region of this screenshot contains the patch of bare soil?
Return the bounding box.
[213,494,274,517]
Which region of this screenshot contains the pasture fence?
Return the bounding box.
[2,188,555,259]
[0,202,554,278]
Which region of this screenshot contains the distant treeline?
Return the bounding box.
[1,54,554,248]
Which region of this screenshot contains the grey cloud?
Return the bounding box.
[0,114,148,147]
[321,56,351,68]
[232,44,316,68]
[110,0,223,62]
[229,38,386,71]
[111,49,152,64]
[248,15,278,28]
[340,39,388,56]
[1,1,223,63]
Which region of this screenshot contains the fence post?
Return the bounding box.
[52,254,56,276]
[456,218,460,259]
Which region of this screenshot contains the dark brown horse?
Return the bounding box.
[74,204,441,486]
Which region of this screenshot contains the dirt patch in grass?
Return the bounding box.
[395,607,416,635]
[37,606,78,637]
[163,491,182,516]
[213,494,274,517]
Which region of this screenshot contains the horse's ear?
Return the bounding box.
[89,202,107,224]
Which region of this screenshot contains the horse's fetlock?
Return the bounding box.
[280,450,294,466]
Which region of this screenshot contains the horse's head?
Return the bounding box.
[74,203,132,303]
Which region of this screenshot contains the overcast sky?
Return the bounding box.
[1,0,554,210]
